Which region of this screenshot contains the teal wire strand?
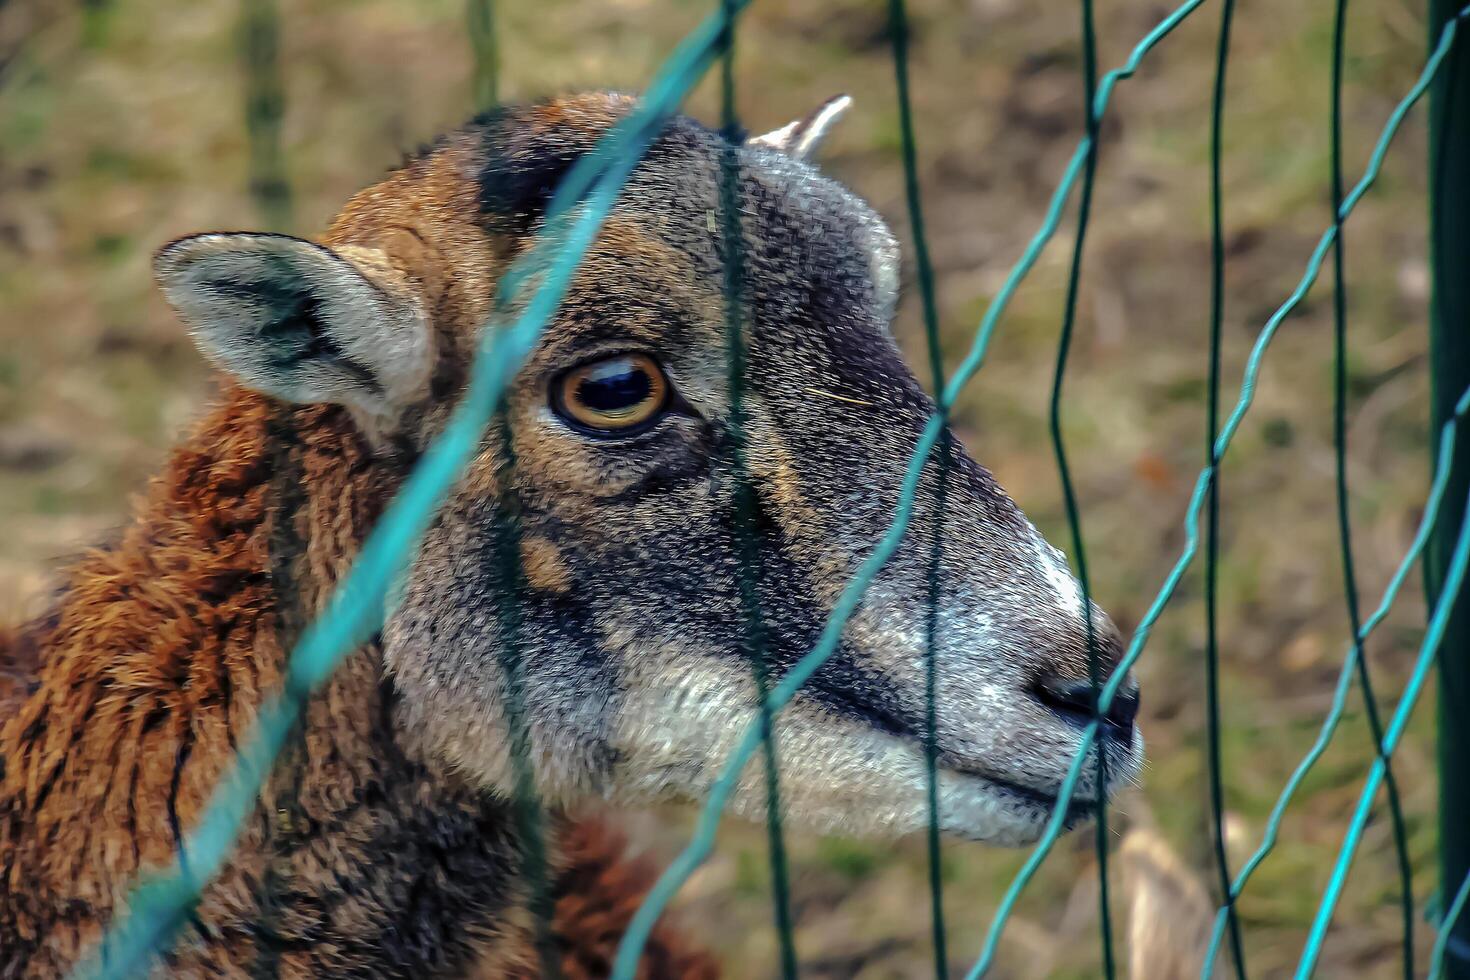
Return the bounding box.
[1047,0,1116,971]
[1292,18,1470,973]
[1328,0,1415,974]
[615,1,1215,975]
[1202,0,1247,972]
[1294,478,1470,978]
[885,0,950,974]
[1432,872,1470,977]
[71,7,747,976]
[1200,383,1470,977]
[715,4,799,975]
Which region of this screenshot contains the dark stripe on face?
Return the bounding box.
[797,646,920,743]
[203,276,384,395]
[722,491,923,746]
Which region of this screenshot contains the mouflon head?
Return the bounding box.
[153,92,1142,846]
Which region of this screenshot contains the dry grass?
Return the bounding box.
[0,0,1447,975]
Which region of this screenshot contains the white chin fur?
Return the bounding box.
[608,664,1144,846]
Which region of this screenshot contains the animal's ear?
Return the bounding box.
[749,94,853,161]
[154,233,431,420]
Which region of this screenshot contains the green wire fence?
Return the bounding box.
[1203,0,1247,973]
[55,0,1470,976]
[1429,0,1470,972]
[715,4,800,974]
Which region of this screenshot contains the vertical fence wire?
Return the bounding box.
[252,412,311,980]
[716,4,800,975]
[1045,0,1116,974]
[883,0,951,974]
[466,0,498,110]
[241,4,295,975]
[1429,0,1470,975]
[80,0,111,49]
[1202,0,1247,974]
[462,24,555,975]
[1327,1,1416,975]
[490,414,559,977]
[240,0,289,230]
[1291,11,1470,975]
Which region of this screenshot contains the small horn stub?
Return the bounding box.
[749,94,853,161]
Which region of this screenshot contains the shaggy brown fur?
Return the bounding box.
[0,389,713,978]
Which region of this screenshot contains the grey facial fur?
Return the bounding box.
[369,97,1143,845]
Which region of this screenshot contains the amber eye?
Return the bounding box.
[552,353,671,436]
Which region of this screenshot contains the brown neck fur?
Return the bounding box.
[0,387,715,978]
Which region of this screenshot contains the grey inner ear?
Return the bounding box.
[157,233,430,420]
[205,267,381,393]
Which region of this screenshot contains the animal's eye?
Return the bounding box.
[552,353,670,436]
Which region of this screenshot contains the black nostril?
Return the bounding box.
[1033,674,1140,740]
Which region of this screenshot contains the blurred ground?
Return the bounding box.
[0,0,1448,976]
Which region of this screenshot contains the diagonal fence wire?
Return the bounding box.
[1434,871,1470,977]
[1293,477,1470,978]
[70,5,751,976]
[1200,380,1470,976]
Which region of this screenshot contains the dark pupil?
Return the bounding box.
[577,362,651,414]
